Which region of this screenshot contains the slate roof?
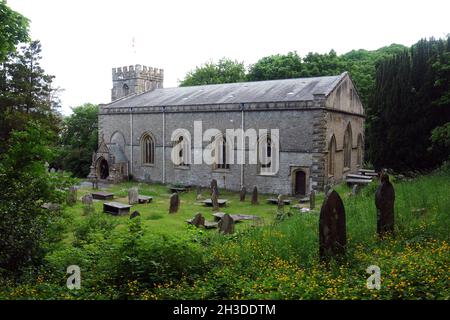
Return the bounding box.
[106,143,128,163]
[105,72,347,108]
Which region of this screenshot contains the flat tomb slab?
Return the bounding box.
[186,218,219,229]
[103,202,132,215]
[138,195,153,204]
[346,173,373,180]
[169,187,188,193]
[358,169,376,174]
[203,199,227,207]
[212,212,260,222]
[91,191,114,200]
[346,179,373,184]
[266,198,291,205]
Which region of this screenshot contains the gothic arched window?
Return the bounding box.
[343,123,352,169]
[141,133,155,165]
[328,135,336,176]
[216,135,230,170]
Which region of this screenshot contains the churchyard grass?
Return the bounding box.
[0,171,448,299]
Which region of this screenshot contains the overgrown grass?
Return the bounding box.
[1,171,448,299]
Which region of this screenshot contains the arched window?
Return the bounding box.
[258,132,279,175]
[343,123,352,169]
[123,84,130,96]
[357,134,363,167]
[141,133,155,165]
[328,135,336,176]
[171,129,191,167]
[216,135,230,170]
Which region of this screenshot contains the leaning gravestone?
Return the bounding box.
[310,190,315,210]
[319,190,347,262]
[239,186,246,202]
[352,184,359,196]
[196,186,203,201]
[251,186,258,205]
[130,210,140,219]
[210,179,219,195]
[128,187,139,205]
[191,213,205,227]
[81,194,93,206]
[169,193,180,214]
[375,173,395,236]
[218,213,235,235]
[66,186,77,205]
[211,188,220,212]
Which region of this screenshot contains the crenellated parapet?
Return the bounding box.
[112,65,164,81]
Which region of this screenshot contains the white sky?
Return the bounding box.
[7,0,450,115]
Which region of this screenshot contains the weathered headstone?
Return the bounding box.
[191,213,205,227]
[128,187,139,205]
[375,173,395,236]
[196,186,203,201]
[218,213,235,235]
[319,190,347,262]
[130,210,140,219]
[352,184,359,196]
[66,186,77,205]
[239,186,246,202]
[277,194,284,211]
[324,184,331,196]
[251,186,258,205]
[169,193,180,214]
[211,188,219,212]
[50,168,56,173]
[92,178,99,190]
[210,179,218,195]
[81,194,93,206]
[310,190,315,210]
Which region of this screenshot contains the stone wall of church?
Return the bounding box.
[98,106,323,195]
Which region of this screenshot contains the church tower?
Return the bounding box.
[111,65,164,101]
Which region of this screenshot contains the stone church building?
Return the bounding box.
[91,64,365,195]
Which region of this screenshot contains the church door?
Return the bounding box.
[99,159,109,179]
[294,170,306,196]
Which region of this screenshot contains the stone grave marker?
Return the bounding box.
[191,213,205,227]
[375,173,395,236]
[81,194,93,206]
[211,188,220,212]
[310,190,315,210]
[251,186,258,205]
[239,186,246,202]
[352,184,359,196]
[128,187,139,205]
[130,210,140,219]
[196,186,203,201]
[210,179,218,195]
[66,186,77,205]
[319,190,347,262]
[169,193,180,214]
[218,213,235,235]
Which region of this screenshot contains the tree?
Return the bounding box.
[0,122,70,274]
[56,103,99,177]
[179,58,246,86]
[247,51,304,81]
[0,40,60,153]
[0,0,29,62]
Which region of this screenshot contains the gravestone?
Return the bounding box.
[218,213,235,235]
[319,190,347,262]
[169,193,180,214]
[324,184,331,196]
[66,186,77,205]
[211,188,220,212]
[239,186,246,202]
[352,184,359,196]
[196,186,203,201]
[191,213,205,227]
[50,168,56,173]
[251,186,258,205]
[210,179,218,195]
[128,187,139,205]
[277,194,284,211]
[130,210,140,219]
[310,190,315,210]
[81,194,93,206]
[375,173,395,236]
